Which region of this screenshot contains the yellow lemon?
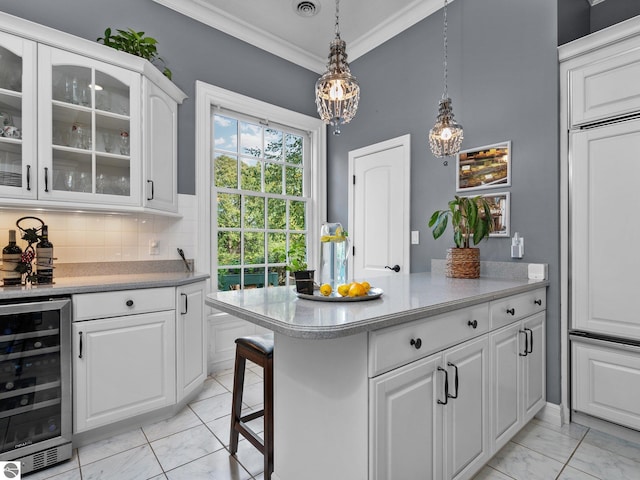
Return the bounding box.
[337,283,351,297]
[319,283,332,296]
[348,282,366,297]
[361,281,371,293]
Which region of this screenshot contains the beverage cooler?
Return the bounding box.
[0,298,72,474]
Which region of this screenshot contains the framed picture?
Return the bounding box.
[480,192,510,237]
[456,141,511,192]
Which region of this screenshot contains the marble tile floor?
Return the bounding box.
[25,364,640,480]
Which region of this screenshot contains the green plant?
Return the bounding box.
[286,243,308,272]
[97,28,172,79]
[429,195,494,248]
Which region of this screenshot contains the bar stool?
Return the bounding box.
[229,333,274,479]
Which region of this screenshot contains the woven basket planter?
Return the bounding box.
[445,248,480,279]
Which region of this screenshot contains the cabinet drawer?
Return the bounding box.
[490,288,545,329]
[369,303,489,377]
[73,287,175,321]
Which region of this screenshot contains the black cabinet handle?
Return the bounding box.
[447,362,459,399]
[26,165,31,191]
[519,330,528,356]
[385,264,401,273]
[410,338,422,349]
[506,308,515,316]
[437,366,449,405]
[78,332,83,359]
[44,167,49,192]
[181,293,188,315]
[525,328,533,354]
[126,299,134,307]
[534,299,542,306]
[467,320,478,329]
[147,179,154,200]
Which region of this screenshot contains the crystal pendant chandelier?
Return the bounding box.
[315,0,360,135]
[429,0,463,158]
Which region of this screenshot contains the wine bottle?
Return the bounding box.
[36,225,53,284]
[2,229,22,286]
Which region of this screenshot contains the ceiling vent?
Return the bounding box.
[294,0,320,17]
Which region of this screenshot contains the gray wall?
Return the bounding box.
[0,0,319,195]
[591,0,640,32]
[327,0,561,403]
[558,0,591,45]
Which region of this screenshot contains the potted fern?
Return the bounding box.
[428,195,494,278]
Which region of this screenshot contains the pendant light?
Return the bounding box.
[429,0,463,158]
[315,0,360,135]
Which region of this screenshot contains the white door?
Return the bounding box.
[571,121,640,339]
[443,336,490,480]
[348,134,410,281]
[370,352,443,480]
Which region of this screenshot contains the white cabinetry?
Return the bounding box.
[0,12,186,214]
[72,282,207,433]
[176,282,207,401]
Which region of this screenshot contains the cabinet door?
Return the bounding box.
[176,282,207,401]
[522,312,546,423]
[37,45,141,206]
[370,353,443,480]
[489,322,523,453]
[72,310,176,433]
[571,122,640,340]
[0,31,37,200]
[443,336,490,480]
[144,78,178,213]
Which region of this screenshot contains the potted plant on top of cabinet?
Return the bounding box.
[286,243,315,294]
[429,195,493,279]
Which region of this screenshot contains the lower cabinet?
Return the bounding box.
[490,311,546,453]
[370,336,489,480]
[369,290,546,480]
[72,310,176,433]
[72,281,207,433]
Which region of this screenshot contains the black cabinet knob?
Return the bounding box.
[506,308,515,316]
[534,299,542,306]
[468,320,478,329]
[126,299,134,307]
[410,338,422,349]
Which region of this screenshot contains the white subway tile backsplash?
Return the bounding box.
[0,194,198,264]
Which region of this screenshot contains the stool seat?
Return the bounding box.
[235,333,274,356]
[230,332,274,479]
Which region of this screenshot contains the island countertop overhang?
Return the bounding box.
[205,272,549,339]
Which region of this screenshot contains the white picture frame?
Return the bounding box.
[481,191,510,237]
[456,141,511,192]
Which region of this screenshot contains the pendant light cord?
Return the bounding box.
[443,0,448,98]
[335,0,341,39]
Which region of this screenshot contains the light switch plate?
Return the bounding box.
[149,239,159,255]
[411,231,419,244]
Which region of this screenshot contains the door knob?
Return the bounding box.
[385,265,400,273]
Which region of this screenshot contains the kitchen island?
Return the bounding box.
[206,272,548,480]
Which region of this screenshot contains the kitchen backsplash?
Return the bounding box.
[0,194,198,265]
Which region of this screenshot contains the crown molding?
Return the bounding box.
[153,0,449,73]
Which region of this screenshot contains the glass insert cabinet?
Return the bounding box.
[39,46,141,205]
[0,13,186,214]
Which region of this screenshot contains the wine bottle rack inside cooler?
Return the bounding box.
[0,298,72,474]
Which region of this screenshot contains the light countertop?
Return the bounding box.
[205,272,548,339]
[0,272,209,300]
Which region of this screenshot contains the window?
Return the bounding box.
[195,82,326,292]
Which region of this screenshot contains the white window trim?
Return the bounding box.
[195,81,327,288]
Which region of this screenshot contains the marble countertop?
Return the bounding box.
[0,272,210,300]
[205,272,548,339]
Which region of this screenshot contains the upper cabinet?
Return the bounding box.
[0,12,187,215]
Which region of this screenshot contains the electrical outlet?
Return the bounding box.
[149,239,160,255]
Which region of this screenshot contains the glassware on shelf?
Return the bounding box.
[96,90,111,112]
[119,130,129,155]
[102,132,114,153]
[70,123,90,150]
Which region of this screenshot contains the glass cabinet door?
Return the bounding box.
[0,32,37,199]
[38,45,141,205]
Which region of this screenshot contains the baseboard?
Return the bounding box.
[535,402,564,426]
[572,411,640,444]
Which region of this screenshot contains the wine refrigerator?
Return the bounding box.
[0,297,72,474]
